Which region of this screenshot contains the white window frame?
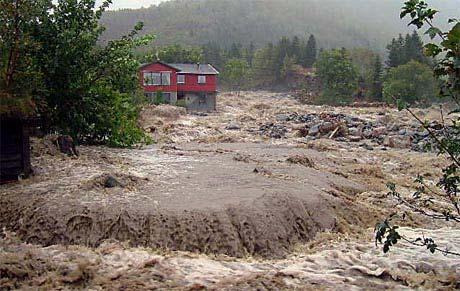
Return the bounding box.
[143,72,152,86]
[143,71,171,86]
[161,72,171,86]
[177,74,185,84]
[198,75,206,84]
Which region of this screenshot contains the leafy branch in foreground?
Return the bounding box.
[375,0,460,256]
[375,218,460,256]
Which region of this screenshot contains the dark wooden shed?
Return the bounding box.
[0,117,31,184]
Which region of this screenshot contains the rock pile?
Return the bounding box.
[259,123,288,139]
[274,112,449,152]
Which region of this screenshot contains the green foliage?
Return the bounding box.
[290,36,302,63]
[376,0,460,257]
[202,41,225,69]
[249,44,277,87]
[369,55,384,100]
[0,0,49,116]
[281,55,296,81]
[229,43,243,59]
[222,58,250,91]
[348,48,381,100]
[303,34,317,68]
[374,219,401,253]
[1,0,154,147]
[153,91,166,105]
[386,31,429,68]
[85,85,151,147]
[176,99,187,108]
[100,0,459,51]
[383,60,437,105]
[386,35,405,68]
[219,34,319,88]
[141,44,203,63]
[315,49,359,105]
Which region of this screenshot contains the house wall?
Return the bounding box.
[140,63,178,93]
[178,74,217,92]
[144,91,178,104]
[139,62,218,108]
[185,92,217,112]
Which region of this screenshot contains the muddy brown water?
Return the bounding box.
[0,142,364,258]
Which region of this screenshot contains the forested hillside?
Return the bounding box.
[100,0,459,50]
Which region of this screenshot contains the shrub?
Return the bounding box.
[315,49,358,105]
[154,91,165,105]
[176,99,187,108]
[383,60,437,105]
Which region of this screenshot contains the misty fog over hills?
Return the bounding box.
[100,0,459,50]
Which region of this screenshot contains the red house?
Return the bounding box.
[140,61,219,112]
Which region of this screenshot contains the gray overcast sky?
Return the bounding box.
[96,0,167,10]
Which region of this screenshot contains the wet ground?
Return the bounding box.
[1,91,459,289]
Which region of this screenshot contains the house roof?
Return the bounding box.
[169,63,219,75]
[140,61,219,75]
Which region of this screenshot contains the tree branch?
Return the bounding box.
[392,191,460,222]
[405,107,460,167]
[400,236,460,256]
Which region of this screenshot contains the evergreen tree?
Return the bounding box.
[406,30,427,64]
[229,42,242,58]
[303,34,317,68]
[403,33,412,65]
[370,55,384,101]
[281,55,295,81]
[202,41,223,69]
[250,43,277,87]
[386,31,428,68]
[386,34,404,67]
[290,36,301,62]
[244,41,256,66]
[275,37,291,80]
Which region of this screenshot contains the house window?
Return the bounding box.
[144,72,170,86]
[177,74,185,84]
[161,72,171,85]
[143,73,151,86]
[198,75,206,84]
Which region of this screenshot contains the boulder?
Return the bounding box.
[296,127,309,137]
[384,136,412,149]
[363,127,373,139]
[308,124,320,136]
[348,127,360,136]
[276,114,290,122]
[225,123,241,130]
[349,136,362,142]
[372,126,387,138]
[103,175,124,188]
[319,122,335,134]
[383,136,395,148]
